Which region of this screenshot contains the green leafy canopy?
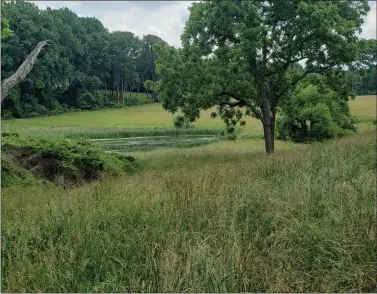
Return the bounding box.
[145,0,370,152]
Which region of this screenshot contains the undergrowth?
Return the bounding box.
[1,132,139,187]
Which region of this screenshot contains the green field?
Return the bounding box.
[1,95,376,292]
[2,95,375,136]
[1,102,263,137]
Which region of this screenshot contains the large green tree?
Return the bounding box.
[138,34,166,100]
[146,0,370,153]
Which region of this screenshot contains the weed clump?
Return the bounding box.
[1,133,139,187]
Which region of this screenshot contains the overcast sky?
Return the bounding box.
[31,1,376,47]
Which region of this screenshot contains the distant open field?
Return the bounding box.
[0,103,261,137]
[349,95,377,122]
[2,95,375,134]
[2,104,237,129]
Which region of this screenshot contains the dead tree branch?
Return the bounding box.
[1,40,49,102]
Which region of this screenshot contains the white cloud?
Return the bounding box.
[30,1,78,11]
[99,1,193,47]
[359,1,376,39]
[30,1,194,47]
[30,0,376,47]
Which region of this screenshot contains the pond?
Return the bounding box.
[90,135,219,152]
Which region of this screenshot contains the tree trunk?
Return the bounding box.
[1,40,49,103]
[261,92,276,154]
[104,79,107,94]
[134,85,139,99]
[263,121,275,153]
[116,79,120,104]
[121,78,124,105]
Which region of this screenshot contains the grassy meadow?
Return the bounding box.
[1,103,263,138]
[349,95,377,121]
[2,95,374,137]
[1,95,376,292]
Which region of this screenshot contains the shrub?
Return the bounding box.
[33,104,49,116]
[46,99,71,116]
[21,103,49,117]
[1,153,38,188]
[301,104,339,141]
[1,133,140,187]
[124,98,139,106]
[94,92,105,107]
[1,109,13,120]
[173,115,192,129]
[49,109,63,116]
[277,82,356,143]
[1,87,22,118]
[23,111,40,118]
[77,92,96,110]
[104,101,117,108]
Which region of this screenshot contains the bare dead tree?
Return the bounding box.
[1,40,49,102]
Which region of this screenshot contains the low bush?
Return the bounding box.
[104,101,122,108]
[124,98,139,106]
[173,115,192,129]
[77,92,97,110]
[21,103,50,118]
[277,82,356,142]
[1,133,140,187]
[1,109,14,120]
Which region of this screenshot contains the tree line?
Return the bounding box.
[1,1,165,119]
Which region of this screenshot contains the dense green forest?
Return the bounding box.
[1,1,375,121]
[1,1,164,119]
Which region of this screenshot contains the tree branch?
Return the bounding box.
[275,70,313,100]
[264,31,317,78]
[247,54,258,79]
[275,65,331,100]
[217,91,264,122]
[1,40,49,102]
[265,56,307,78]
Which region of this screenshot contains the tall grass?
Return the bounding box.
[2,130,376,292]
